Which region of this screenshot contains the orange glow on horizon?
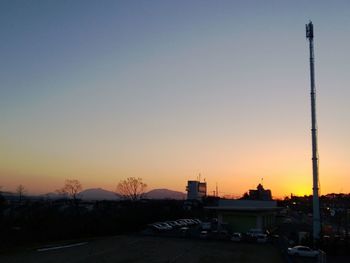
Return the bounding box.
[1,133,349,196]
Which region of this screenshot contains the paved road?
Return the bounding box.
[0,235,284,263]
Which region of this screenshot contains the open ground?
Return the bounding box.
[0,235,284,263]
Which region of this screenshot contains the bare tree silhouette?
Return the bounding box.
[16,184,26,202]
[116,177,147,200]
[57,179,82,205]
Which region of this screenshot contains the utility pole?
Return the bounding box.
[306,21,321,243]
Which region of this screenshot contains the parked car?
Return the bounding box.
[256,234,268,243]
[182,219,196,225]
[231,232,242,242]
[159,222,173,230]
[149,223,168,231]
[210,230,230,240]
[148,224,161,231]
[180,226,189,232]
[199,230,208,239]
[283,217,292,224]
[187,219,199,225]
[201,222,211,230]
[246,228,264,237]
[287,246,319,257]
[193,219,202,224]
[166,221,181,228]
[175,219,188,226]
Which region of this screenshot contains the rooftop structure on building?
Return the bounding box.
[186,180,207,201]
[245,183,272,201]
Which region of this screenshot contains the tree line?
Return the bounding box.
[1,177,148,202]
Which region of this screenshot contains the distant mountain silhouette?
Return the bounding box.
[79,188,120,200]
[1,191,17,201]
[42,192,67,199]
[79,188,185,200]
[145,189,186,200]
[4,187,185,201]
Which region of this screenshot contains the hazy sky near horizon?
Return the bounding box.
[1,0,350,197]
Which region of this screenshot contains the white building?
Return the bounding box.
[186,180,207,200]
[205,200,280,232]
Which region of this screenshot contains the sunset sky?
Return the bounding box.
[1,0,350,198]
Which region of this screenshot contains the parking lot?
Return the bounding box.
[0,235,284,263]
[146,218,270,243]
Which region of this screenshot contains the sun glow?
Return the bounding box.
[292,185,312,197]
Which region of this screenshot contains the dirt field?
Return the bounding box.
[0,235,284,263]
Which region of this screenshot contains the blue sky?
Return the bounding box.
[1,0,350,196]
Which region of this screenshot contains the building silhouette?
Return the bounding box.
[186,180,207,200]
[248,184,272,201]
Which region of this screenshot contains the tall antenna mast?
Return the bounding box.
[306,21,321,243]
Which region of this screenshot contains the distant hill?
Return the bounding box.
[42,192,67,200]
[2,188,185,201]
[1,191,15,196]
[1,191,17,201]
[145,189,186,200]
[79,188,120,200]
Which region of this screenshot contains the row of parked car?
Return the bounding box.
[199,228,269,243]
[231,231,268,243]
[149,218,201,232]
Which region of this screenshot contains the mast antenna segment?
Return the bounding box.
[306,20,321,244]
[306,21,314,38]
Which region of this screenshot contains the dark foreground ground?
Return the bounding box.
[0,235,284,263]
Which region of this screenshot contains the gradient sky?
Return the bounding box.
[1,0,350,198]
